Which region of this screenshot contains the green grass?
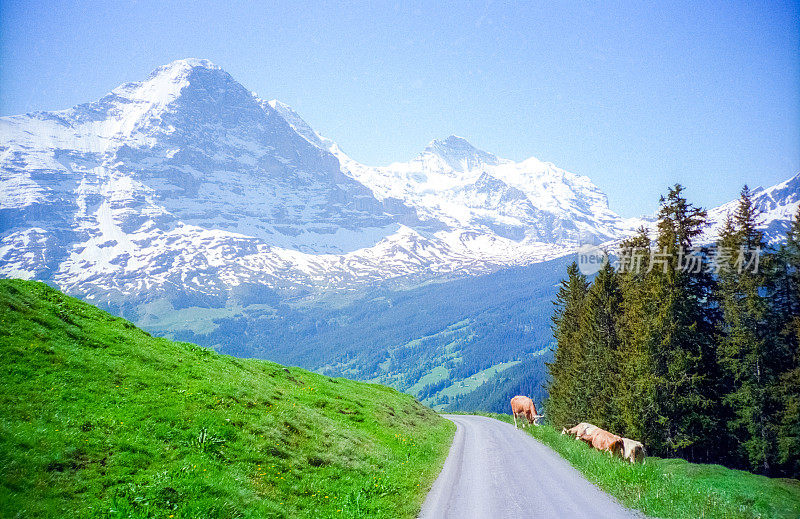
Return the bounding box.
[479,413,800,519]
[0,279,455,518]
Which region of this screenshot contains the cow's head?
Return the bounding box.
[532,413,544,426]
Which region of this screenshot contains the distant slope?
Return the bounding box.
[155,256,571,412]
[0,279,454,518]
[445,353,553,413]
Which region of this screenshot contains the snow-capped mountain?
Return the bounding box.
[620,173,800,247]
[1,59,798,308]
[705,174,800,244]
[271,101,628,246]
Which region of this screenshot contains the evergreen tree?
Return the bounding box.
[647,185,718,460]
[615,228,659,442]
[769,206,800,476]
[777,325,800,477]
[547,262,590,427]
[578,260,623,430]
[717,186,781,473]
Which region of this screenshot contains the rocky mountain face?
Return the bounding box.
[0,58,643,307]
[0,60,427,302]
[274,99,634,247]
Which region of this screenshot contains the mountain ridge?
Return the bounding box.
[0,58,620,305]
[2,58,798,305]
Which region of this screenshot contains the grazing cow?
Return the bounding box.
[581,427,624,457]
[620,438,646,463]
[562,422,597,439]
[510,395,544,428]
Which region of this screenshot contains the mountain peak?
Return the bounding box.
[140,58,235,89]
[103,58,240,114]
[148,58,222,79]
[426,135,478,152]
[422,135,500,172]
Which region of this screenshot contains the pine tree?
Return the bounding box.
[615,228,659,442]
[769,206,800,476]
[547,261,590,427]
[646,185,718,459]
[717,185,781,473]
[578,260,623,431]
[777,326,800,477]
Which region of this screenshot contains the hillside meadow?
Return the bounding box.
[0,279,454,518]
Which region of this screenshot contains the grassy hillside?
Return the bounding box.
[482,414,800,519]
[0,279,455,518]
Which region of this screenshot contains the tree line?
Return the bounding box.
[547,184,800,477]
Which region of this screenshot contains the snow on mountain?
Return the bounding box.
[297,129,628,245]
[1,58,798,307]
[616,174,800,247]
[271,101,637,265]
[704,173,800,244]
[1,58,412,247]
[0,59,572,304]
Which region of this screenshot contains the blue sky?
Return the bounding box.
[1,0,798,217]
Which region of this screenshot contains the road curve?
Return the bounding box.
[419,414,640,519]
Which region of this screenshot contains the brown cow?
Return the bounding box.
[561,422,596,439]
[620,438,646,463]
[580,426,624,457]
[563,422,640,460]
[510,395,543,428]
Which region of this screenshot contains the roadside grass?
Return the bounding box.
[0,279,455,518]
[476,412,800,519]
